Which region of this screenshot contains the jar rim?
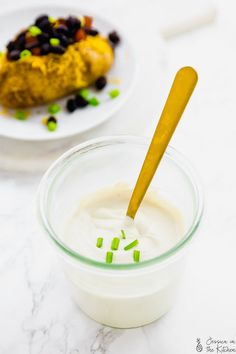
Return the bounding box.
[37,135,204,270]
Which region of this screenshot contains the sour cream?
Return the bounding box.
[62,183,184,263]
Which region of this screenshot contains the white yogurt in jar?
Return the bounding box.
[63,183,184,264]
[59,183,187,328]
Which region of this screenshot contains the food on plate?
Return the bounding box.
[0,14,117,108]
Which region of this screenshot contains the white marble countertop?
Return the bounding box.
[1,0,236,353]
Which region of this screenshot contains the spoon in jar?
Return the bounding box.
[126,66,198,219]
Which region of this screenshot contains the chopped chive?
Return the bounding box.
[111,237,120,250]
[106,251,113,264]
[50,38,60,46]
[133,250,140,263]
[124,239,138,251]
[14,110,27,120]
[29,25,42,37]
[121,229,126,239]
[47,121,57,132]
[96,237,103,248]
[48,103,61,114]
[89,97,100,106]
[20,49,31,59]
[108,89,120,99]
[79,88,90,100]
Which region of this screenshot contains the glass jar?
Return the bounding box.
[37,136,203,328]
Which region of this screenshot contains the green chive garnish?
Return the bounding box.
[108,89,120,99]
[124,239,138,251]
[79,88,90,100]
[48,103,61,114]
[47,121,57,132]
[133,250,140,262]
[121,229,126,239]
[29,25,42,37]
[50,38,60,46]
[20,49,31,59]
[111,237,120,250]
[14,110,27,120]
[96,237,103,248]
[106,251,113,264]
[89,97,100,106]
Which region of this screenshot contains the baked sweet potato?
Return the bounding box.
[0,36,114,108]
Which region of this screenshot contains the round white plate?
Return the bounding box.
[0,6,136,141]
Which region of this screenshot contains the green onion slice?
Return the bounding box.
[50,38,60,46]
[96,237,103,248]
[133,250,140,262]
[108,89,120,99]
[79,88,90,100]
[124,239,139,251]
[14,110,27,120]
[48,103,61,114]
[111,237,120,250]
[121,229,126,239]
[106,251,113,264]
[47,121,57,132]
[29,25,42,37]
[89,97,100,106]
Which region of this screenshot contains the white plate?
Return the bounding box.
[0,6,136,141]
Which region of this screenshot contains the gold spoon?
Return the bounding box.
[126,66,198,219]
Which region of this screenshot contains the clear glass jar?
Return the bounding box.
[37,136,203,328]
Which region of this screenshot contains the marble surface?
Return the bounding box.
[1,0,236,353]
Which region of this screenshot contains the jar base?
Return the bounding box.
[69,281,177,328]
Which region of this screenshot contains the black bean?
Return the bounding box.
[95,76,107,90]
[67,28,77,37]
[16,32,26,43]
[40,19,53,33]
[14,41,25,51]
[14,32,26,50]
[49,28,60,38]
[75,94,89,108]
[84,28,99,36]
[108,31,120,45]
[56,24,69,36]
[41,43,50,55]
[35,14,49,27]
[7,41,15,51]
[66,16,81,31]
[47,116,57,123]
[49,45,65,54]
[38,33,50,44]
[66,98,77,112]
[57,34,69,47]
[9,50,20,61]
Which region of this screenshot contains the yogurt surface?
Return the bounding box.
[62,183,184,264]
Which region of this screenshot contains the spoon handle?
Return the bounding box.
[127,66,198,219]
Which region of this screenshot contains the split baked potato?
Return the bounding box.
[0,15,114,108]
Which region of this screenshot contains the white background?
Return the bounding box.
[0,0,236,353]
